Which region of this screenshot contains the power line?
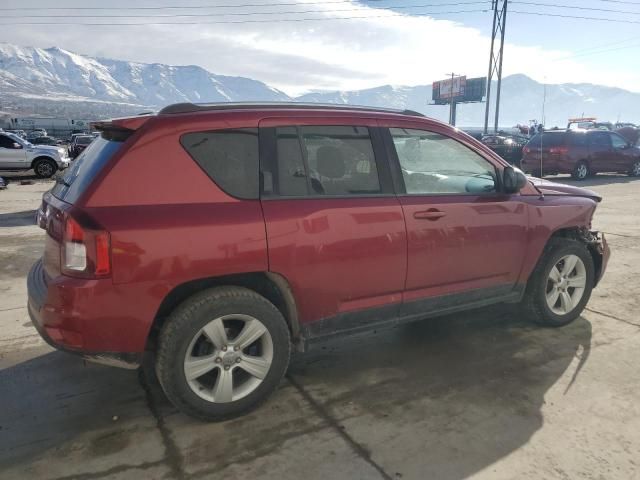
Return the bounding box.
[513,1,640,15]
[597,0,640,5]
[0,9,490,26]
[0,1,371,11]
[510,10,640,24]
[0,2,492,19]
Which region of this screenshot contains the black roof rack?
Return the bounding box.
[158,101,425,118]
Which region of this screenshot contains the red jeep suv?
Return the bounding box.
[28,103,609,420]
[521,129,640,180]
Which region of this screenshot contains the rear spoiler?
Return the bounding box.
[91,115,153,141]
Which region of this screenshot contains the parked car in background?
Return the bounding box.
[0,131,70,177]
[6,129,27,139]
[27,131,46,141]
[32,136,62,146]
[481,132,528,166]
[28,103,609,421]
[521,129,640,179]
[69,134,94,158]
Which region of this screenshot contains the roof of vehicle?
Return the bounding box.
[157,101,426,118]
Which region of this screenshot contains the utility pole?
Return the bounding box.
[483,0,508,134]
[446,72,459,126]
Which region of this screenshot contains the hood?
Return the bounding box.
[29,144,63,155]
[528,176,602,202]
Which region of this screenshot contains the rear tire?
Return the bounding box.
[629,160,640,177]
[33,159,57,178]
[156,286,291,421]
[520,238,595,327]
[571,161,590,180]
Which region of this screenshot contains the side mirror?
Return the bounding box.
[13,142,22,149]
[503,166,527,193]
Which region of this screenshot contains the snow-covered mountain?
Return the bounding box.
[0,43,289,117]
[298,75,640,127]
[1,42,639,126]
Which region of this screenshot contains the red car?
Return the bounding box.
[69,134,94,158]
[28,103,609,420]
[521,129,640,179]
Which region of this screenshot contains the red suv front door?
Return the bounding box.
[383,124,529,315]
[259,119,407,337]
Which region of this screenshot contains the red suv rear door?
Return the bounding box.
[259,117,407,338]
[381,122,529,315]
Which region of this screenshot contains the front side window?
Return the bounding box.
[181,129,259,199]
[611,133,628,149]
[0,135,15,149]
[390,128,497,195]
[269,125,381,196]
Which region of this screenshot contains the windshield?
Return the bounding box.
[51,136,124,203]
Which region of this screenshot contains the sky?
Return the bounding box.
[0,0,639,96]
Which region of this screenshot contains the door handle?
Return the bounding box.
[413,209,446,220]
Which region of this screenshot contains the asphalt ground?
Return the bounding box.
[1,172,638,480]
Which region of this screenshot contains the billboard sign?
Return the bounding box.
[438,76,466,100]
[432,76,486,104]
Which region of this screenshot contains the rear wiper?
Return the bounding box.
[56,176,72,187]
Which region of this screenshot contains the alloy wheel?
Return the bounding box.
[577,164,588,179]
[545,254,587,315]
[633,161,640,176]
[183,314,273,403]
[37,162,53,177]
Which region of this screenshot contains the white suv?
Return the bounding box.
[0,132,70,178]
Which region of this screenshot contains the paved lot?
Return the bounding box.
[1,172,639,480]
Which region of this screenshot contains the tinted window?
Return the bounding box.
[567,133,587,146]
[274,127,307,196]
[528,133,565,147]
[588,131,611,148]
[181,129,259,199]
[390,128,496,195]
[76,136,93,145]
[52,136,125,203]
[267,126,381,196]
[0,134,16,148]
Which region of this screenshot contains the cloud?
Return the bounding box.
[0,0,638,95]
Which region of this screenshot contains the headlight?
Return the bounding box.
[57,147,66,156]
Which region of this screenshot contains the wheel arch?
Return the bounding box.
[542,227,603,286]
[147,271,303,352]
[30,155,57,170]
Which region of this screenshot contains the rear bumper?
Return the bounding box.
[27,259,142,369]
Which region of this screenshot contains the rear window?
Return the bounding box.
[51,135,125,203]
[527,133,565,148]
[76,136,93,145]
[180,129,259,199]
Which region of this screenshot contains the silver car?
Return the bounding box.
[0,132,70,178]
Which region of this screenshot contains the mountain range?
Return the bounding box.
[1,42,639,127]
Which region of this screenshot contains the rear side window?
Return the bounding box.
[52,136,125,204]
[527,133,565,147]
[181,129,259,199]
[567,133,587,146]
[265,125,381,196]
[588,131,611,148]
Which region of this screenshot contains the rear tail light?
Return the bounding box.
[523,146,531,154]
[549,146,569,155]
[62,214,111,278]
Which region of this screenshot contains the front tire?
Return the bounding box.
[156,286,291,421]
[33,159,57,178]
[521,238,595,327]
[629,160,640,177]
[571,161,590,180]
